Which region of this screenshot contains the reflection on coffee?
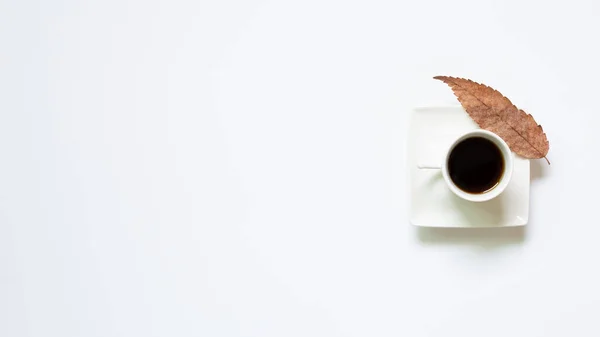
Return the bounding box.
[448,137,504,194]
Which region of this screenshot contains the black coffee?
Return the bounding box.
[448,137,504,194]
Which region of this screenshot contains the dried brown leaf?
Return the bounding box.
[434,76,550,164]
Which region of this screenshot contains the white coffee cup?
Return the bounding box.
[418,129,514,202]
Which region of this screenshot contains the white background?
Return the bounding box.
[0,0,597,336]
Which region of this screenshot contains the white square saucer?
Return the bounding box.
[408,106,530,228]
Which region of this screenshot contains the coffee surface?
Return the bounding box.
[448,137,504,194]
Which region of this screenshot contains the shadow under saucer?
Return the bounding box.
[415,225,525,248]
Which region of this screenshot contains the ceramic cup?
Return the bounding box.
[418,129,514,202]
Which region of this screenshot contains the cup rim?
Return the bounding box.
[441,130,514,202]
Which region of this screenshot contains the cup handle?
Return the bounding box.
[416,146,445,170]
